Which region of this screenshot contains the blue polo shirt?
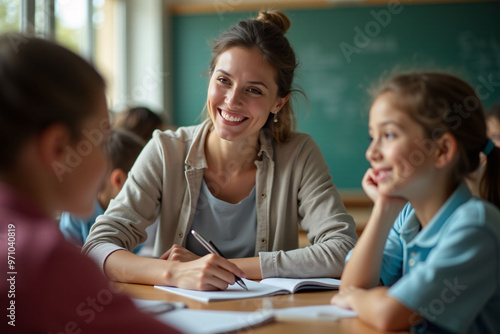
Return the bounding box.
[60,200,105,247]
[380,182,500,334]
[60,201,143,254]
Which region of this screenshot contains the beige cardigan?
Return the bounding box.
[83,120,358,278]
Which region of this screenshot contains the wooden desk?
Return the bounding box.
[113,282,405,334]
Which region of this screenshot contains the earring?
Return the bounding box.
[273,111,278,123]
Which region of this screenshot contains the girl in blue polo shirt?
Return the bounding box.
[331,72,500,334]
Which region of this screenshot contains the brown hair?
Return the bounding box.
[107,129,145,173]
[0,33,105,171]
[113,106,166,142]
[208,10,300,143]
[488,102,500,122]
[371,72,500,207]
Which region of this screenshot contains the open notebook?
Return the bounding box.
[155,277,341,303]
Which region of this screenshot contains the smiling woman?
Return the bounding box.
[206,46,288,150]
[83,10,357,292]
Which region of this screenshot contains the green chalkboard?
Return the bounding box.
[171,1,500,190]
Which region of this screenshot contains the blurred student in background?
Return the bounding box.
[113,105,176,142]
[0,33,179,333]
[487,102,500,147]
[59,129,147,252]
[113,106,175,254]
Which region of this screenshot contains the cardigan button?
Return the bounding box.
[261,238,266,244]
[261,193,266,199]
[178,232,183,238]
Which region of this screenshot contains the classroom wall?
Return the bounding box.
[167,0,500,190]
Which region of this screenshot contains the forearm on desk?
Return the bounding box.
[346,287,419,332]
[230,257,262,280]
[104,249,172,286]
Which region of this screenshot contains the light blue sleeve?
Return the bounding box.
[387,226,497,333]
[59,202,103,247]
[59,212,88,247]
[379,203,412,286]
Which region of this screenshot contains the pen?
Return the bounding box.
[139,301,187,315]
[191,230,249,291]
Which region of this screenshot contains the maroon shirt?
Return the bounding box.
[0,183,181,333]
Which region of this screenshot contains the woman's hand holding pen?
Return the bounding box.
[159,245,246,291]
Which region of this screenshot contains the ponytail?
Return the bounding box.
[479,145,500,208]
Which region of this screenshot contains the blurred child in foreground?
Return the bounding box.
[0,33,180,333]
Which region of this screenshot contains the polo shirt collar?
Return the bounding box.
[405,182,472,248]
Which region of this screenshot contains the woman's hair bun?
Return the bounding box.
[256,10,291,34]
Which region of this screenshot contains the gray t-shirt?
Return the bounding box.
[186,179,257,258]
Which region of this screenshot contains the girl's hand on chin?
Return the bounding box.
[362,168,381,203]
[363,168,407,218]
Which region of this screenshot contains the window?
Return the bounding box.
[3,0,167,119]
[6,0,121,111]
[94,0,121,111]
[0,0,20,34]
[55,0,89,55]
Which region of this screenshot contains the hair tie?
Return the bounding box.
[483,139,495,156]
